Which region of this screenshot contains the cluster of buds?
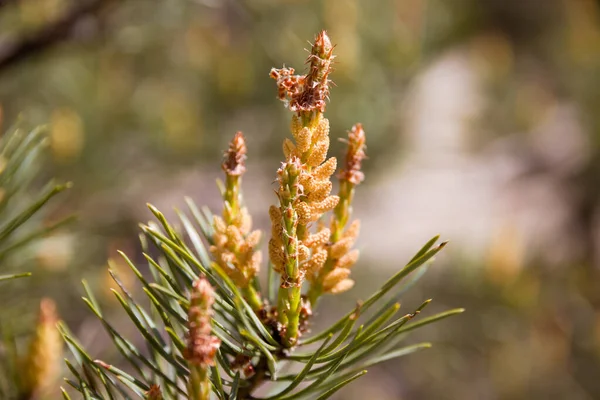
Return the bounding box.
[210,132,263,310]
[309,219,360,294]
[21,298,63,398]
[269,31,360,347]
[338,123,367,186]
[185,278,220,367]
[307,124,366,301]
[270,31,335,114]
[185,277,221,400]
[269,115,340,284]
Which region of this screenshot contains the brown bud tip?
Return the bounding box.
[271,31,335,113]
[222,131,247,176]
[340,123,366,185]
[185,277,221,368]
[39,298,58,324]
[145,384,164,400]
[312,31,334,60]
[190,276,216,313]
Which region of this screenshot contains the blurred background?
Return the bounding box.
[1,0,600,399]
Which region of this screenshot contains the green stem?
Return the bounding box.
[285,285,302,346]
[224,174,240,224]
[276,162,301,347]
[188,366,210,400]
[277,286,289,326]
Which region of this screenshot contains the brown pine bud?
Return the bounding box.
[312,31,334,63]
[340,123,366,185]
[270,31,336,114]
[185,278,220,368]
[213,131,263,297]
[222,131,247,176]
[145,385,164,400]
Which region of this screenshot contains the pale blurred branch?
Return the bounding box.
[0,0,17,8]
[0,0,119,73]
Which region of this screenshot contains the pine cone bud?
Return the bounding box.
[145,384,164,400]
[222,131,247,176]
[270,31,335,113]
[340,123,366,185]
[312,30,334,60]
[185,277,221,368]
[22,298,63,398]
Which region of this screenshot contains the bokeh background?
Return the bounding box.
[1,0,600,399]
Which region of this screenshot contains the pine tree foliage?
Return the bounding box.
[0,119,71,282]
[60,32,464,400]
[0,118,71,399]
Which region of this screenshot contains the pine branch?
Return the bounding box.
[60,31,464,400]
[0,118,71,398]
[0,121,72,280]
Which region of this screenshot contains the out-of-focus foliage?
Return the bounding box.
[0,119,71,282]
[1,0,600,399]
[0,117,70,399]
